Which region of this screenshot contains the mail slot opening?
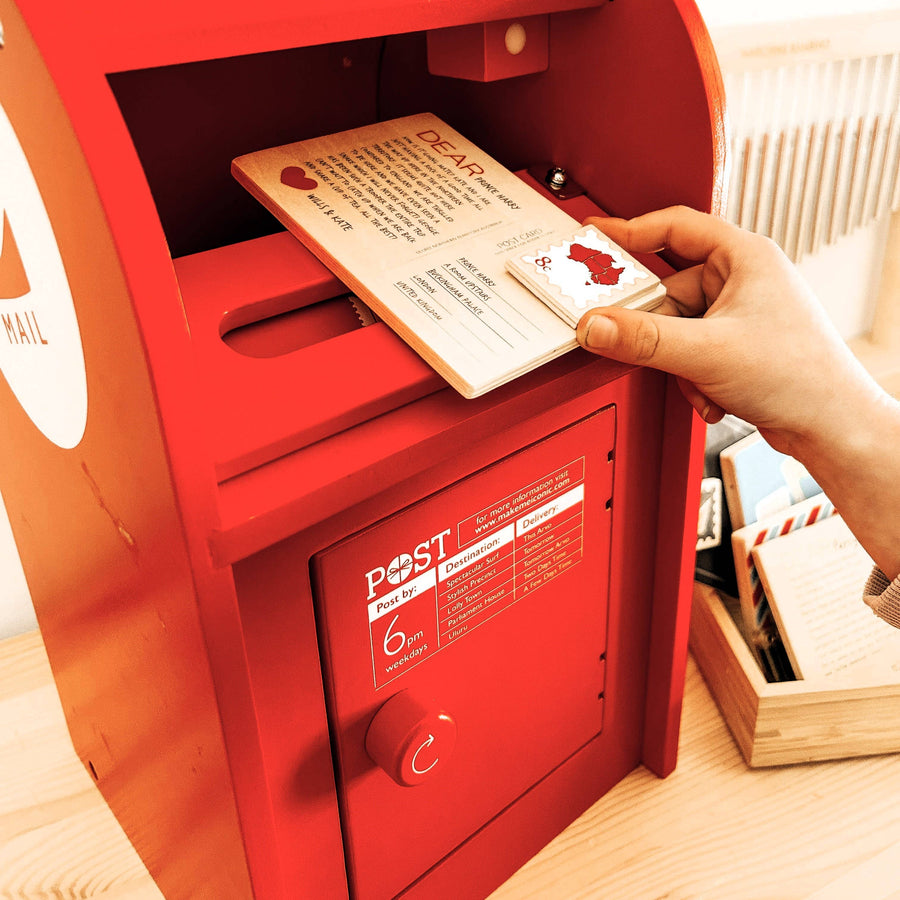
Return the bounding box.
[221,294,374,358]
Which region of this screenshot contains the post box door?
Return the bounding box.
[311,407,615,899]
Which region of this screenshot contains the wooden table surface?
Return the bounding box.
[2,628,899,899]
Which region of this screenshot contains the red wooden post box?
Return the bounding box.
[0,0,726,896]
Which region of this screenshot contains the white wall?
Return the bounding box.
[0,491,36,638]
[696,0,900,28]
[700,0,900,341]
[798,217,893,341]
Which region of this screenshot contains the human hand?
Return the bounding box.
[575,206,883,461]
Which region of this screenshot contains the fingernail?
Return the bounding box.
[584,315,618,349]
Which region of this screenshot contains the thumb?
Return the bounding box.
[577,308,725,422]
[577,307,701,374]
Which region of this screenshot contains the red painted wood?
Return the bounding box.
[0,2,264,898]
[18,0,607,71]
[0,0,726,896]
[175,233,443,480]
[642,378,709,777]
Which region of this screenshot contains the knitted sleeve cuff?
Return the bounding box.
[863,567,900,629]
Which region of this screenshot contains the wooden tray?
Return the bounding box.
[689,582,900,767]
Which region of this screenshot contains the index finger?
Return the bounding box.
[585,205,745,268]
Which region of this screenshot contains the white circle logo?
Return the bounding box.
[386,553,414,586]
[0,100,88,448]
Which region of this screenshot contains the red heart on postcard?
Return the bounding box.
[280,166,318,191]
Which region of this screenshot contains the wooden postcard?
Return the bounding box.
[720,431,821,530]
[752,515,900,681]
[232,113,664,397]
[731,493,836,678]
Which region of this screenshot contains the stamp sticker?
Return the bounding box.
[505,224,665,326]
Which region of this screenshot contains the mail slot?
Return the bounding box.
[0,1,725,897]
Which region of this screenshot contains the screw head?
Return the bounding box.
[546,166,568,190]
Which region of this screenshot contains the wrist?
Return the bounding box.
[784,386,900,580]
[791,382,896,474]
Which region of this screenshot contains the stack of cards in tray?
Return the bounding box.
[719,430,900,683]
[504,224,666,327]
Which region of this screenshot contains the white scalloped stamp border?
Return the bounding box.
[520,226,651,310]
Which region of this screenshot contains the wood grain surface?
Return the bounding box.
[1,629,898,899]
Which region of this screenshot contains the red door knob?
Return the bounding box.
[365,691,457,787]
